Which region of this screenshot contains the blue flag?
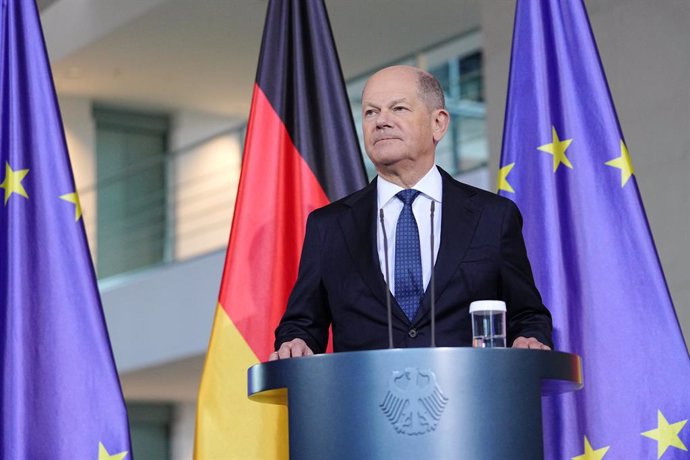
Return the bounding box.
[499,0,690,458]
[0,1,131,458]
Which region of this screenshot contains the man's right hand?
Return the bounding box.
[269,338,314,361]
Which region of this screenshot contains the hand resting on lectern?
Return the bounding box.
[269,338,314,361]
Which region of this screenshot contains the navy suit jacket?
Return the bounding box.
[275,168,552,352]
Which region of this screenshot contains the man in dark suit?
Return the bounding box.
[271,65,552,359]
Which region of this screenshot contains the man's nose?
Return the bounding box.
[375,110,392,129]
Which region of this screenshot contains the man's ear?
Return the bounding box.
[432,109,450,144]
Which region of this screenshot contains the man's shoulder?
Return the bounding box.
[308,178,376,221]
[440,168,517,212]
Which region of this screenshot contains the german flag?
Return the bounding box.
[194,1,367,457]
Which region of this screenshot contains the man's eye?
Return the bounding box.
[364,110,376,117]
[393,106,407,112]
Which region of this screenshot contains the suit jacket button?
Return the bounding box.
[408,328,417,338]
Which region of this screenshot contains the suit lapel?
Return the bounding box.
[338,179,410,324]
[416,169,482,324]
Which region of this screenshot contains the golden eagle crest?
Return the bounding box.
[379,367,449,435]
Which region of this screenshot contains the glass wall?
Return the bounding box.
[430,50,487,176]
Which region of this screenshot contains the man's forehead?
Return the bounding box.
[362,95,411,107]
[362,81,419,105]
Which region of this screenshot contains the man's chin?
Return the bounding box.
[369,143,406,157]
[369,152,404,167]
[373,138,402,148]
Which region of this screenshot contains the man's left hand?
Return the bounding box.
[512,336,551,350]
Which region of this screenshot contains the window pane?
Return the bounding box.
[459,51,484,102]
[94,107,169,278]
[127,403,172,460]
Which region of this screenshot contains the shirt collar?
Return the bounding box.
[377,165,443,208]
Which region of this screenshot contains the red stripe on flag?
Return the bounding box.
[218,83,329,361]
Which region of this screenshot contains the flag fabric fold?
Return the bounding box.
[0,1,131,458]
[194,0,366,457]
[499,0,690,458]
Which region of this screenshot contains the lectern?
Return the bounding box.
[248,348,581,459]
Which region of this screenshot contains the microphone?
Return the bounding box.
[429,200,437,347]
[379,209,394,349]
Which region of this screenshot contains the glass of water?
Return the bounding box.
[470,300,507,348]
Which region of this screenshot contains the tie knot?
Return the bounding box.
[396,189,421,206]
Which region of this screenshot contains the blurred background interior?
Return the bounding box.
[38,0,689,458]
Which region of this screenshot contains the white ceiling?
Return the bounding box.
[44,0,480,118]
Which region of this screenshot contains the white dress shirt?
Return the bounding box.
[376,166,442,296]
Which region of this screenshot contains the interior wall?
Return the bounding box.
[100,249,222,373]
[169,111,242,261]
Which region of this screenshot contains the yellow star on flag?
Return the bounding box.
[0,162,30,205]
[604,140,635,187]
[537,126,574,172]
[497,162,516,193]
[571,436,610,460]
[98,442,128,460]
[60,192,83,221]
[641,409,688,459]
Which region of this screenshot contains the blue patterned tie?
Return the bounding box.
[394,189,423,321]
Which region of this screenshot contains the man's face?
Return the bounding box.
[361,67,445,175]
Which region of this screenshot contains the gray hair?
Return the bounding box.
[361,65,446,111]
[416,70,445,111]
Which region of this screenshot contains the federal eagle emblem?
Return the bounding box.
[379,367,449,435]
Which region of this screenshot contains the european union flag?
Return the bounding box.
[0,1,131,458]
[499,0,690,458]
